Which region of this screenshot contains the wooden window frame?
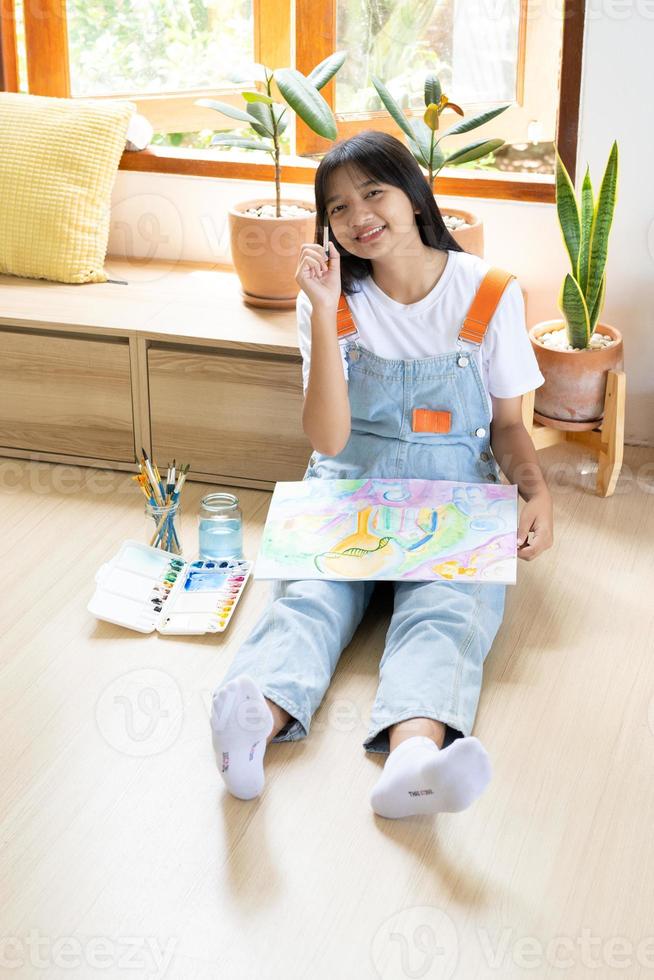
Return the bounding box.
[0,0,19,92]
[13,0,585,203]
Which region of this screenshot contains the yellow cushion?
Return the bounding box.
[0,93,135,284]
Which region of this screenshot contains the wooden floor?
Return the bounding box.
[1,444,653,980]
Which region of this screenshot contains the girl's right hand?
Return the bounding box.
[294,241,341,313]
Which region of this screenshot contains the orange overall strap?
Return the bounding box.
[336,293,358,339]
[458,267,516,345]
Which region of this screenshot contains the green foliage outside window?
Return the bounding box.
[67,0,253,96]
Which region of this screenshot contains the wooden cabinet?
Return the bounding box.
[0,261,531,490]
[148,343,312,482]
[0,328,134,461]
[0,260,311,486]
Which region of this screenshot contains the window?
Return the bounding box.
[1,0,585,201]
[335,0,522,112]
[63,0,282,150]
[0,0,20,92]
[4,0,291,148]
[66,0,254,98]
[296,0,579,199]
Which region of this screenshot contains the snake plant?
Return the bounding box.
[555,141,619,349]
[195,54,346,217]
[370,72,510,191]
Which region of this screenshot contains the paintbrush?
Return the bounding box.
[132,473,150,501]
[141,447,164,505]
[153,460,165,499]
[172,462,189,501]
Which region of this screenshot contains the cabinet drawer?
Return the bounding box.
[148,345,312,482]
[0,329,134,461]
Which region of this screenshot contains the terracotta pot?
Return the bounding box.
[440,206,484,257]
[529,320,624,423]
[228,198,317,308]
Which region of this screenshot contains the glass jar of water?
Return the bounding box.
[198,493,243,560]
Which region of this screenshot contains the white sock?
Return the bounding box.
[370,734,492,819]
[210,674,274,800]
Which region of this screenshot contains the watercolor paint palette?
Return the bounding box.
[87,540,252,634]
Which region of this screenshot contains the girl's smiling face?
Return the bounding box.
[324,165,421,260]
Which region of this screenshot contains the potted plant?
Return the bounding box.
[528,141,622,425]
[196,56,346,308]
[370,73,510,256]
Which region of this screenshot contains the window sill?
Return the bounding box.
[119,147,555,204]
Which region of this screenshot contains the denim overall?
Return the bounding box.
[218,267,515,754]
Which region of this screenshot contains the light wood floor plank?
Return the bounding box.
[1,447,652,980]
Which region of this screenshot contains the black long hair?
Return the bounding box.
[314,129,465,296]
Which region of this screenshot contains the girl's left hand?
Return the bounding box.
[517,491,554,561]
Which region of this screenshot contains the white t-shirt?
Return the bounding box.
[296,249,545,423]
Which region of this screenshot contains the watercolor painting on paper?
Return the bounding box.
[254,478,518,584]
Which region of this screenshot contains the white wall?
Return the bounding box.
[574,1,654,447]
[108,7,654,446]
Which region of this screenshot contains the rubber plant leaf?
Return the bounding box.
[210,136,274,152]
[242,92,274,104]
[424,75,442,106]
[274,68,338,140]
[245,101,276,138]
[406,133,431,169]
[444,138,504,165]
[246,100,288,138]
[307,51,347,90]
[409,117,437,164]
[370,75,415,141]
[438,103,511,140]
[195,98,255,126]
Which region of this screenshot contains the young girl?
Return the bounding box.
[211,130,553,819]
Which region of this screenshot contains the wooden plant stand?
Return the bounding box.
[521,370,626,497]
